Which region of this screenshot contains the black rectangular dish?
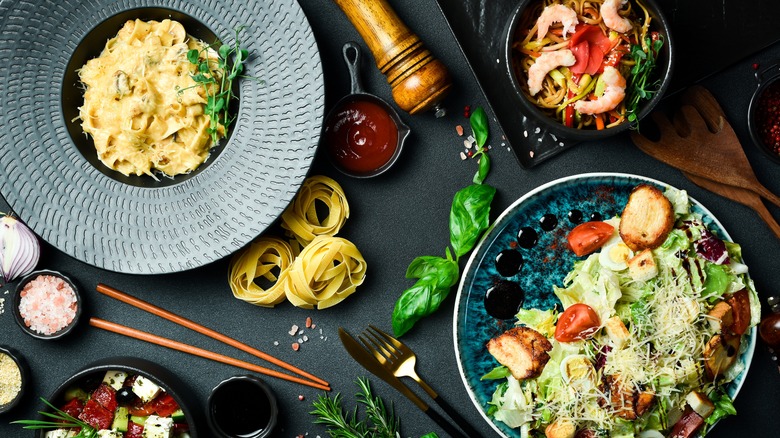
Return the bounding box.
[434,0,780,167]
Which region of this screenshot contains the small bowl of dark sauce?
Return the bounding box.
[324,42,410,178]
[748,62,780,164]
[207,375,278,438]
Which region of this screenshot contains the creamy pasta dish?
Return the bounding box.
[78,19,224,177]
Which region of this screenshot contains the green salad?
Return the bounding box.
[484,186,760,438]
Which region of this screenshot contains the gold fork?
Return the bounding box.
[359,325,482,437]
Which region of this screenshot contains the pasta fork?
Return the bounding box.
[359,325,481,437]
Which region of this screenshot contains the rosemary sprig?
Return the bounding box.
[11,397,98,438]
[311,377,400,438]
[180,26,259,144]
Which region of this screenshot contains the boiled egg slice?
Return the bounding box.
[599,234,634,271]
[560,354,597,390]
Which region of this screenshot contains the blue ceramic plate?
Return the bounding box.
[453,173,756,438]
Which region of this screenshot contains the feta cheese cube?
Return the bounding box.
[97,430,124,438]
[44,429,76,438]
[132,375,161,403]
[143,415,174,438]
[102,370,128,391]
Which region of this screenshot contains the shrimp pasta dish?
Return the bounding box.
[511,0,664,130]
[78,19,225,177]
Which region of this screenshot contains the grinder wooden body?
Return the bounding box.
[333,0,452,115]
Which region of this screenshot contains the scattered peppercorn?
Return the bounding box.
[753,63,760,70]
[464,105,470,118]
[298,394,305,401]
[292,343,300,351]
[755,80,780,157]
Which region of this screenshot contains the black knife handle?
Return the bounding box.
[432,394,483,437]
[425,406,469,438]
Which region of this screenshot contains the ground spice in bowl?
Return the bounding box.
[0,348,24,413]
[14,271,81,339]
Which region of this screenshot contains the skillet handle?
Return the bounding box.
[343,41,365,95]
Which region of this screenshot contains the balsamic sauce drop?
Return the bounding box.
[516,227,538,249]
[568,209,583,224]
[495,249,523,277]
[484,280,525,320]
[539,213,558,231]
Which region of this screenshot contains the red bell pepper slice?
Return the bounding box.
[59,398,84,420]
[78,398,114,430]
[152,393,180,417]
[92,383,118,413]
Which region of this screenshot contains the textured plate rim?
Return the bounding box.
[452,172,757,438]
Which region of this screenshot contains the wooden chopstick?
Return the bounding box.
[95,283,329,389]
[90,317,330,391]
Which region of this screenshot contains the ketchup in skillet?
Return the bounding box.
[326,97,398,175]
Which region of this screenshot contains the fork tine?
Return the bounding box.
[358,334,388,364]
[368,324,405,352]
[364,329,399,361]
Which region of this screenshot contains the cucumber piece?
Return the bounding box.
[64,386,89,402]
[130,415,149,425]
[112,406,129,432]
[171,408,186,422]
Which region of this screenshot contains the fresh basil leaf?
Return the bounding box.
[473,151,491,185]
[406,256,450,279]
[449,183,497,258]
[470,106,489,148]
[392,261,459,337]
[480,365,510,380]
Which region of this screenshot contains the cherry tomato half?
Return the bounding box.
[555,303,601,342]
[567,221,614,257]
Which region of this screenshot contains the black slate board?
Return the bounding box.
[435,0,780,168]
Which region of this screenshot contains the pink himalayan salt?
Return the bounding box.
[18,275,77,335]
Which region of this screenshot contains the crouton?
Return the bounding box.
[604,316,630,349]
[627,249,658,281]
[487,327,552,380]
[545,419,576,438]
[706,301,734,333]
[619,184,674,251]
[685,391,715,419]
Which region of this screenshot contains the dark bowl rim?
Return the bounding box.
[206,374,278,438]
[746,63,780,164]
[324,92,411,179]
[38,356,199,437]
[0,344,28,414]
[503,0,675,141]
[13,269,82,340]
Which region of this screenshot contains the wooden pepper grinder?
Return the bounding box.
[333,0,452,116]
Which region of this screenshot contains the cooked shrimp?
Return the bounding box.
[536,4,579,42]
[601,0,633,33]
[527,49,576,96]
[574,66,626,114]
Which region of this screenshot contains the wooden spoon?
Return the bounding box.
[631,85,780,208]
[683,171,780,239]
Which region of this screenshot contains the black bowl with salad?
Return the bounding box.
[20,357,200,438]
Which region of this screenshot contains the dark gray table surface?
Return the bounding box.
[2,1,780,437]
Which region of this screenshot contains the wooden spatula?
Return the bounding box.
[631,85,780,208]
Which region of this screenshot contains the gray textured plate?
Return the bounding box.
[0,0,324,274]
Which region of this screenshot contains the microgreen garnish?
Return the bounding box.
[11,397,98,438]
[626,34,664,124]
[178,26,261,144]
[311,377,400,438]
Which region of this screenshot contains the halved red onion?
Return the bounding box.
[0,215,40,282]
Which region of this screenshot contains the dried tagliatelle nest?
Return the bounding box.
[228,175,366,309]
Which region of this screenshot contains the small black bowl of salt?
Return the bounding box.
[0,345,27,414]
[13,270,82,340]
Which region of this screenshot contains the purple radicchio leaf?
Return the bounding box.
[695,227,730,265]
